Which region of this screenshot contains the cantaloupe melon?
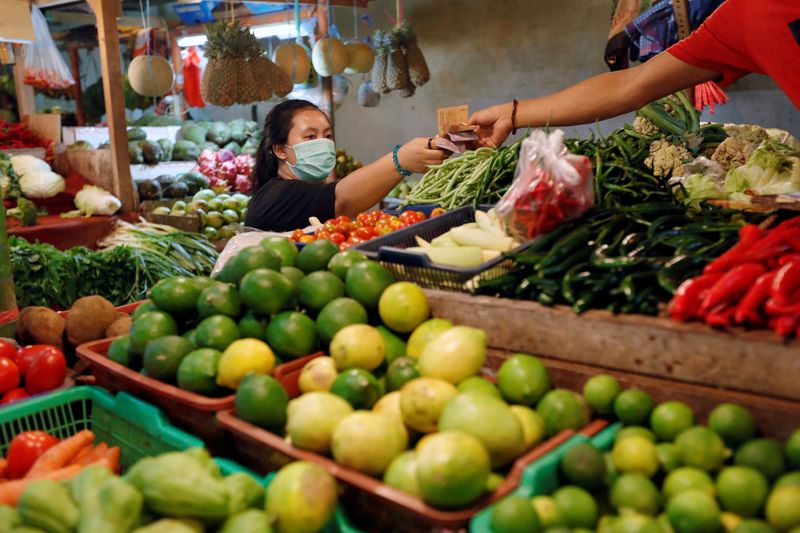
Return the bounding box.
[128,55,174,97]
[311,37,348,77]
[272,42,311,84]
[344,41,375,74]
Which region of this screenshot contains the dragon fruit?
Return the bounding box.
[235,174,251,193]
[193,150,254,193]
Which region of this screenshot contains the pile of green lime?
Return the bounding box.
[489,375,800,533]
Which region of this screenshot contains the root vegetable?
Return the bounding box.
[65,296,116,346]
[105,316,132,339]
[16,307,65,349]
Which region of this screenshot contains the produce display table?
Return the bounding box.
[8,214,120,250]
[425,290,800,403]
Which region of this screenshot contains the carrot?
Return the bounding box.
[104,446,120,474]
[0,464,83,506]
[25,430,94,478]
[67,444,94,466]
[0,458,6,479]
[75,443,108,466]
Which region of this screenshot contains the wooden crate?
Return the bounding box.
[425,290,800,403]
[141,212,200,233]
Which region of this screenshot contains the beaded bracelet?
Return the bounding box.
[392,145,412,177]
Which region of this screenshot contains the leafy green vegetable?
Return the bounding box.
[724,139,800,196]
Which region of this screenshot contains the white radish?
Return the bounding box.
[450,227,514,252]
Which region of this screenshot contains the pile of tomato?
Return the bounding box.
[0,340,67,405]
[290,208,445,251]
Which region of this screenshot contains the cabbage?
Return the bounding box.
[677,174,727,209]
[10,155,49,176]
[19,170,65,199]
[61,185,121,217]
[724,139,800,196]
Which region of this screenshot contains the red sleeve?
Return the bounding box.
[667,0,756,87]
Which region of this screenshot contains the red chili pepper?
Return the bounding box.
[734,270,777,324]
[704,304,736,327]
[764,298,800,316]
[699,263,767,315]
[704,224,764,274]
[778,254,800,267]
[668,273,724,321]
[742,228,800,263]
[773,314,800,337]
[771,261,800,305]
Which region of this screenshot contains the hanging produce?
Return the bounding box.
[127,55,174,97]
[370,22,429,98]
[371,30,389,94]
[22,7,74,92]
[311,37,349,77]
[385,31,410,92]
[357,80,380,107]
[182,47,204,108]
[267,58,294,98]
[273,42,312,84]
[344,41,375,74]
[398,22,429,87]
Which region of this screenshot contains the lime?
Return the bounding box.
[787,430,800,469]
[650,401,695,442]
[675,426,728,472]
[239,269,294,315]
[667,489,721,533]
[132,300,157,321]
[608,514,662,533]
[458,376,502,399]
[657,443,682,473]
[183,328,197,346]
[497,353,551,406]
[217,338,276,389]
[418,326,487,384]
[611,473,661,515]
[316,297,368,343]
[129,311,178,354]
[400,377,458,433]
[583,375,621,416]
[722,513,744,533]
[280,266,305,293]
[296,239,339,273]
[377,325,407,364]
[177,348,221,394]
[108,336,136,368]
[238,311,268,340]
[614,389,655,426]
[553,486,599,529]
[197,282,241,318]
[196,315,240,351]
[378,282,430,333]
[344,261,395,308]
[663,467,715,499]
[416,430,490,509]
[286,392,353,453]
[150,277,203,315]
[142,335,195,382]
[235,373,288,429]
[766,486,800,530]
[406,318,452,360]
[265,461,337,533]
[386,357,420,392]
[327,249,368,280]
[716,466,769,518]
[330,324,385,371]
[218,245,281,284]
[383,451,422,498]
[612,436,659,477]
[298,271,345,312]
[329,368,381,409]
[298,356,338,393]
[510,405,546,450]
[265,311,317,360]
[709,404,757,447]
[617,426,657,443]
[536,389,591,436]
[561,442,607,490]
[331,411,408,476]
[732,519,779,533]
[260,236,298,267]
[735,439,786,481]
[776,472,800,488]
[491,495,542,533]
[532,496,565,528]
[605,452,620,486]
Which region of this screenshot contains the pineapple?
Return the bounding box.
[253,57,275,101]
[371,30,389,94]
[269,58,293,98]
[398,23,429,88]
[203,19,264,106]
[385,28,410,92]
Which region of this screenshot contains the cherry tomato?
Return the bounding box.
[346,236,364,246]
[354,227,377,240]
[390,219,406,230]
[328,232,346,245]
[431,207,446,218]
[0,387,29,405]
[335,215,352,225]
[316,230,332,241]
[25,348,66,395]
[336,221,355,235]
[290,229,306,242]
[0,339,17,361]
[323,221,338,233]
[5,431,60,479]
[299,235,315,244]
[338,241,352,251]
[415,211,427,221]
[0,357,19,394]
[356,213,371,227]
[399,211,420,225]
[16,345,62,376]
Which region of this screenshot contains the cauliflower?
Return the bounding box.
[645,140,693,177]
[722,124,769,144]
[633,116,660,137]
[711,137,760,172]
[724,139,800,196]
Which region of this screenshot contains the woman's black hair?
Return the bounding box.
[252,99,323,190]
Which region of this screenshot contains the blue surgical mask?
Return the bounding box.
[287,139,336,182]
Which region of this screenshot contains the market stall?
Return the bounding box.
[0,0,799,532]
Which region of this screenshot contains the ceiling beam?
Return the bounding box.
[173,6,315,35]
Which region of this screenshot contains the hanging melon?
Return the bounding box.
[311,37,348,77]
[273,42,311,84]
[344,41,375,75]
[128,55,174,97]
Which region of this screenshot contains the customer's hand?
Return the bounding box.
[469,103,513,148]
[397,137,448,174]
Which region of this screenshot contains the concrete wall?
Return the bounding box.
[201,0,798,165]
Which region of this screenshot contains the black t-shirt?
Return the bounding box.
[244,178,338,232]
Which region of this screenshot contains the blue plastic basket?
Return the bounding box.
[173,1,219,24]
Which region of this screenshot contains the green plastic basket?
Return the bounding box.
[470,423,622,532]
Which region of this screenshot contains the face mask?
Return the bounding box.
[286,139,336,182]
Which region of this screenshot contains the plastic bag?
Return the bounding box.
[211,230,288,277]
[23,6,75,91]
[496,129,594,240]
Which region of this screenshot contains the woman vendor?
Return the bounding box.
[245,99,447,232]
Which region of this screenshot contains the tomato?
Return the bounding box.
[16,345,61,376]
[290,229,306,242]
[323,221,338,233]
[335,215,352,225]
[328,232,346,245]
[399,211,421,225]
[315,230,332,241]
[25,348,66,395]
[5,431,60,479]
[431,207,446,218]
[336,221,355,235]
[338,241,352,251]
[0,339,17,361]
[346,236,364,246]
[0,387,29,405]
[415,211,427,221]
[356,213,371,227]
[0,357,19,394]
[354,227,377,240]
[367,211,383,226]
[390,218,407,230]
[299,235,316,244]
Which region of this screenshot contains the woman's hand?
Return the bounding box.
[469,104,513,148]
[397,137,448,174]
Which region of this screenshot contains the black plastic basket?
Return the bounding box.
[357,205,531,293]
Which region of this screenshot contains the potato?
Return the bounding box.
[17,306,65,349]
[65,295,117,346]
[105,316,132,339]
